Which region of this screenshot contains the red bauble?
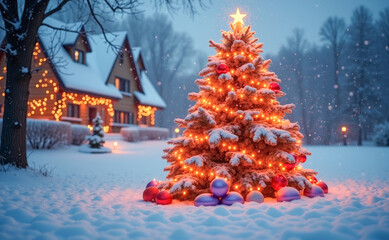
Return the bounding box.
[155,190,173,205]
[297,154,307,163]
[284,163,295,172]
[284,153,298,171]
[143,187,159,202]
[269,82,281,93]
[217,64,229,74]
[307,176,318,184]
[271,174,288,191]
[315,181,328,194]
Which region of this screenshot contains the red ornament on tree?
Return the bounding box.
[297,154,307,163]
[217,63,229,74]
[307,176,318,184]
[269,82,281,93]
[143,187,159,202]
[155,190,173,205]
[284,162,295,172]
[271,174,288,191]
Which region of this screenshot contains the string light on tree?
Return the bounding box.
[157,8,323,203]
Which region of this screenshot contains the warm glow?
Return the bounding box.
[113,141,118,149]
[175,128,180,134]
[230,8,247,25]
[341,126,347,132]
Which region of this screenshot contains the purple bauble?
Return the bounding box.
[221,192,244,205]
[146,180,159,188]
[246,191,264,204]
[304,185,324,198]
[210,178,229,197]
[194,193,220,207]
[276,187,301,202]
[315,181,329,194]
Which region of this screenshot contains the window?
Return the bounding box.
[67,104,80,118]
[114,111,134,124]
[0,104,3,115]
[115,77,130,93]
[74,49,85,64]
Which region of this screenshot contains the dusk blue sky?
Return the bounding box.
[143,0,389,56]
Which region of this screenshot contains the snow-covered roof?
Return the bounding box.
[134,72,166,108]
[33,18,165,107]
[38,18,122,99]
[131,47,141,63]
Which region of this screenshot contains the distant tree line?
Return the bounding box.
[269,5,389,145]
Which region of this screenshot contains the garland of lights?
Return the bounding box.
[138,105,156,126]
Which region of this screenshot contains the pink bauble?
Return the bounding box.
[269,82,281,93]
[217,64,229,74]
[143,187,159,202]
[271,174,288,191]
[155,190,173,205]
[146,180,159,188]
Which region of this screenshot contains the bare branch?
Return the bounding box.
[41,23,81,34]
[44,0,72,19]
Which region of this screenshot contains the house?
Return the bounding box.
[0,18,166,133]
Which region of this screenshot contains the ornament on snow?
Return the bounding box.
[269,82,281,93]
[221,192,244,205]
[303,185,324,198]
[155,190,173,205]
[271,174,288,191]
[146,180,159,188]
[216,63,229,74]
[297,154,307,163]
[246,190,264,203]
[143,187,160,202]
[210,178,229,197]
[276,187,301,202]
[194,193,220,207]
[307,176,318,184]
[315,181,328,194]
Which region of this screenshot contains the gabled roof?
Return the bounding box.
[130,48,166,109]
[134,71,167,109]
[39,18,123,99]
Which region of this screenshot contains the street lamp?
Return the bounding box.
[174,128,180,138]
[341,126,347,146]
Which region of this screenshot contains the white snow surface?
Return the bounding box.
[0,136,389,240]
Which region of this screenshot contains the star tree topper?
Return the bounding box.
[230,8,247,25]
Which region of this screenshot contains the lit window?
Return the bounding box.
[115,77,130,93]
[114,111,133,124]
[74,49,84,64]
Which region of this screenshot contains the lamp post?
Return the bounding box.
[341,126,347,146]
[174,128,180,138]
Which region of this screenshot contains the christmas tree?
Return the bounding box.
[86,113,105,148]
[161,9,318,200]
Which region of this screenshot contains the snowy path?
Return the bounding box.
[0,137,389,240]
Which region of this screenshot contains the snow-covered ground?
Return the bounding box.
[0,135,388,240]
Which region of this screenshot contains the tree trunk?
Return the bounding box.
[296,58,310,144]
[357,125,362,146]
[0,46,33,168]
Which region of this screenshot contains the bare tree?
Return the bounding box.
[287,29,311,144]
[346,6,378,146]
[319,16,347,144]
[0,0,204,168]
